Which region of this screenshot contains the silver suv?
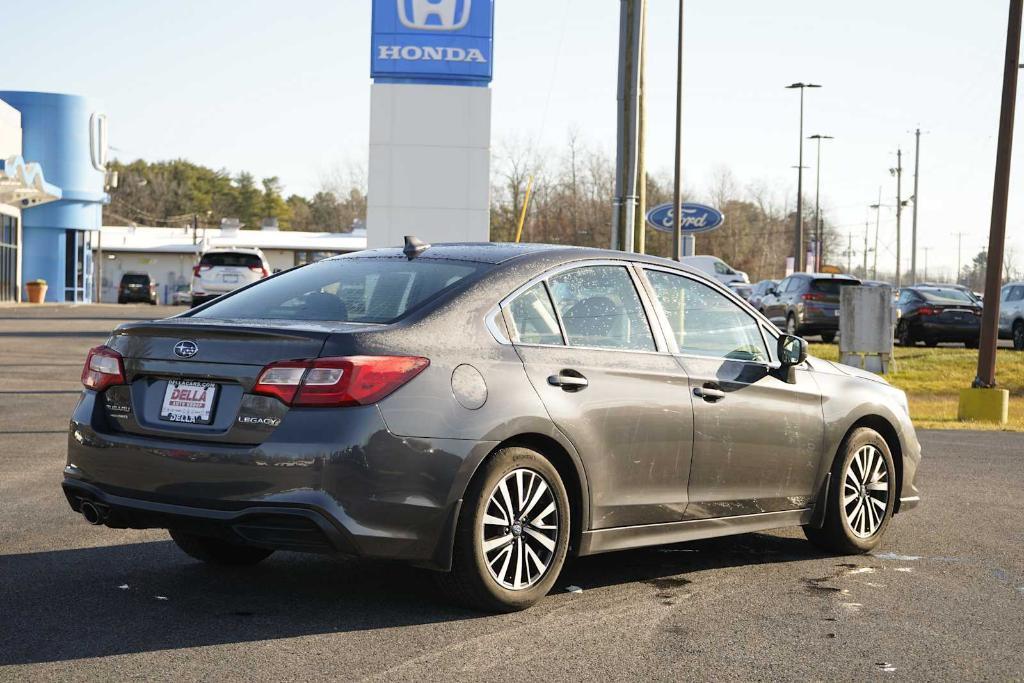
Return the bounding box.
[998,282,1024,350]
[191,248,270,307]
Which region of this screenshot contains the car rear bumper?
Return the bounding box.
[65,391,494,570]
[911,320,980,341]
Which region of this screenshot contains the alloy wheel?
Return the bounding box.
[481,468,559,590]
[842,445,890,538]
[786,315,797,335]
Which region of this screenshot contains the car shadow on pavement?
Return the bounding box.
[0,531,826,665]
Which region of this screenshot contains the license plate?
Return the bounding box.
[160,381,218,424]
[223,274,239,283]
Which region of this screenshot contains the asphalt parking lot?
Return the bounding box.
[1,304,1022,681]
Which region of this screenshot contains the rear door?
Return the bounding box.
[505,262,694,529]
[639,267,824,519]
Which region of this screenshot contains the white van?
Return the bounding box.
[680,256,749,286]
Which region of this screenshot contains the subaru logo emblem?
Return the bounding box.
[173,340,199,359]
[398,0,471,31]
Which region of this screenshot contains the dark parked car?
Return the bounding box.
[117,272,157,305]
[896,286,982,347]
[65,242,920,612]
[761,273,862,342]
[747,279,779,312]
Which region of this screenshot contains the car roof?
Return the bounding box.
[333,242,715,275]
[202,247,265,255]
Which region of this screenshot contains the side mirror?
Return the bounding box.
[777,334,807,367]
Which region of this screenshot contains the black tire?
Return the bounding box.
[436,446,571,613]
[820,331,836,344]
[924,338,938,348]
[896,320,914,347]
[804,427,897,554]
[1014,321,1024,351]
[965,339,979,349]
[169,530,274,566]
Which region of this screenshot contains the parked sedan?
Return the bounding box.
[65,242,920,612]
[761,273,862,343]
[896,286,982,347]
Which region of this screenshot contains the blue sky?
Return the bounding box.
[6,0,1022,277]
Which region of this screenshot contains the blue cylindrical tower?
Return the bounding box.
[0,91,108,302]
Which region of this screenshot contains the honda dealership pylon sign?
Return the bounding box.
[372,0,495,85]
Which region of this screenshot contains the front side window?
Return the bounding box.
[1006,286,1024,302]
[546,265,655,351]
[193,257,484,323]
[645,269,768,362]
[508,283,564,346]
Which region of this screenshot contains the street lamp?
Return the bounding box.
[808,133,833,271]
[786,82,821,273]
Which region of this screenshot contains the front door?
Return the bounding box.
[641,267,824,519]
[505,263,694,529]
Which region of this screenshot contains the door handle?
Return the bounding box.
[693,384,726,402]
[548,371,589,391]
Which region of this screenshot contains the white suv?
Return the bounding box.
[680,255,750,286]
[191,248,270,307]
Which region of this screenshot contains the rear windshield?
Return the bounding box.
[192,257,486,323]
[121,274,149,285]
[811,278,860,294]
[919,288,973,303]
[200,252,263,268]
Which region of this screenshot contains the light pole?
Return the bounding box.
[671,0,685,261]
[808,133,833,271]
[786,82,821,273]
[890,149,904,289]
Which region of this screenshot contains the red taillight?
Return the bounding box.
[81,345,126,392]
[801,292,826,301]
[916,306,937,316]
[192,265,202,278]
[249,265,269,278]
[253,356,429,407]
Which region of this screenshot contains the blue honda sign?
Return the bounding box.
[371,0,495,86]
[645,203,725,234]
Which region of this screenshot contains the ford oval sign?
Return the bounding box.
[645,203,725,234]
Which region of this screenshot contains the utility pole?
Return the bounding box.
[892,149,904,289]
[612,0,645,252]
[863,220,870,277]
[846,232,853,274]
[671,0,685,261]
[922,246,931,281]
[633,0,648,254]
[910,128,922,284]
[870,187,882,279]
[974,0,1021,390]
[954,231,966,284]
[809,134,833,270]
[786,82,821,273]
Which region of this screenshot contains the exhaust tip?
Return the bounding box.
[80,500,105,525]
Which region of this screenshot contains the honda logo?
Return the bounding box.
[397,0,471,31]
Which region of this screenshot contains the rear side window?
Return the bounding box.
[811,278,861,294]
[200,252,263,268]
[193,258,484,323]
[546,265,655,352]
[1003,286,1023,302]
[508,283,564,346]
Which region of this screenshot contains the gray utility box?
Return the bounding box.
[839,286,895,374]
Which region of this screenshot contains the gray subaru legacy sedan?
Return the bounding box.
[64,241,921,612]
